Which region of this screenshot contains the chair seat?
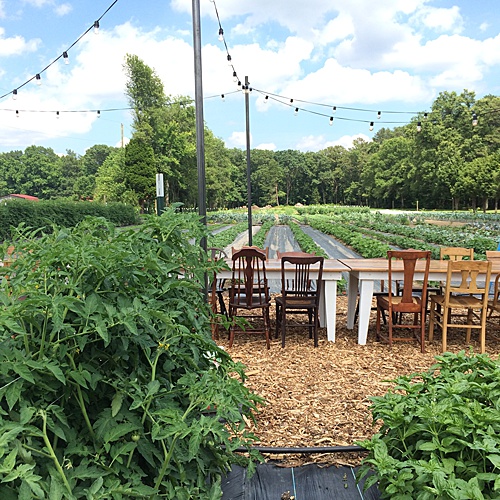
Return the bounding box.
[275,295,317,309]
[431,294,484,309]
[378,295,422,313]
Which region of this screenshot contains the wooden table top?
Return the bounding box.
[338,258,500,274]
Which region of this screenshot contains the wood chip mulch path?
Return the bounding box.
[215,295,500,467]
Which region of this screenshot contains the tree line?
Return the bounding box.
[0,54,499,212]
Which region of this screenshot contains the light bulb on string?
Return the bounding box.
[294,107,299,116]
[35,74,42,86]
[97,110,101,118]
[290,98,294,103]
[424,112,428,120]
[12,89,17,100]
[377,111,381,119]
[218,28,224,42]
[227,54,232,66]
[264,95,269,103]
[472,113,478,126]
[56,111,60,119]
[232,71,237,82]
[332,106,337,113]
[221,94,225,102]
[94,21,100,34]
[417,121,422,133]
[237,80,241,87]
[329,116,334,126]
[369,122,374,131]
[15,110,19,118]
[63,51,69,64]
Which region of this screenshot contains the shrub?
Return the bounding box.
[0,209,261,498]
[357,351,500,499]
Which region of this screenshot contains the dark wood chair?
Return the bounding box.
[429,260,491,353]
[376,250,431,353]
[228,247,271,349]
[275,254,324,347]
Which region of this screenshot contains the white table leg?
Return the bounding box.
[322,280,337,342]
[358,280,374,345]
[346,274,359,329]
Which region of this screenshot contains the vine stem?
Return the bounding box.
[40,410,73,495]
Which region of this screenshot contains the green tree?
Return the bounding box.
[124,137,156,212]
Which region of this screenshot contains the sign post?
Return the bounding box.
[156,173,164,216]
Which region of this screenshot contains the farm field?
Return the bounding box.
[210,207,500,467]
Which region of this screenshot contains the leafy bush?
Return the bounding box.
[0,210,261,498]
[0,199,139,240]
[357,351,500,499]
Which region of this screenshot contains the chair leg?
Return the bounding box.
[275,303,281,339]
[264,307,271,350]
[281,309,286,348]
[442,307,448,353]
[308,310,313,339]
[314,308,319,347]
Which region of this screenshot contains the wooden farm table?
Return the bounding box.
[338,258,500,345]
[218,258,350,342]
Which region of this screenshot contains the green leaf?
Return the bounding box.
[89,476,103,495]
[12,364,35,384]
[111,392,124,418]
[5,380,23,411]
[19,406,35,425]
[45,362,66,385]
[103,423,140,444]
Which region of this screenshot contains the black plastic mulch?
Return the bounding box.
[222,463,381,500]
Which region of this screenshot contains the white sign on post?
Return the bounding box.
[156,174,164,197]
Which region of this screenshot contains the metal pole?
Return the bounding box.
[191,0,208,299]
[191,0,207,252]
[245,76,252,245]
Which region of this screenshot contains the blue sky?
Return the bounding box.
[0,0,499,155]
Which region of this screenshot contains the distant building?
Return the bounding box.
[0,194,40,202]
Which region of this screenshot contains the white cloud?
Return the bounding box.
[255,142,276,150]
[0,27,40,57]
[54,3,72,16]
[225,131,247,148]
[417,6,463,33]
[480,22,489,32]
[295,133,371,151]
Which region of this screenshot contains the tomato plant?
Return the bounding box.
[0,209,262,499]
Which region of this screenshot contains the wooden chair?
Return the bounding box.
[486,251,500,329]
[429,260,492,353]
[275,254,324,347]
[228,247,271,349]
[232,246,269,258]
[376,250,431,353]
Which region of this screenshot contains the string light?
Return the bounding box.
[294,107,299,116]
[424,112,428,119]
[227,54,232,66]
[369,122,374,131]
[56,111,60,119]
[221,94,225,101]
[0,0,120,102]
[417,121,422,132]
[97,110,101,118]
[93,21,100,34]
[332,106,337,113]
[329,116,334,126]
[63,51,69,65]
[218,28,224,42]
[377,111,381,119]
[232,71,237,82]
[12,89,17,100]
[15,110,19,118]
[35,74,42,86]
[472,113,478,126]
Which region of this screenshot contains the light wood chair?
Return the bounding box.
[228,247,271,349]
[376,250,431,353]
[486,251,500,329]
[429,260,491,353]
